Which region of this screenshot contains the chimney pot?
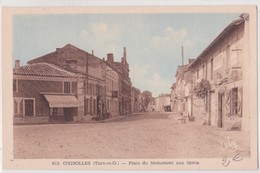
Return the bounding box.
[107,53,114,64]
[15,60,20,69]
[92,50,94,55]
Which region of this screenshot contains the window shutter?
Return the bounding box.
[237,87,243,117]
[225,90,231,116]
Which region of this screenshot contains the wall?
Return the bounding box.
[13,76,78,119]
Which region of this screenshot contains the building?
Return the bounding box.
[104,53,120,117]
[130,87,142,112]
[187,14,250,131]
[28,44,106,121]
[114,47,132,115]
[13,61,84,124]
[174,59,194,116]
[170,83,177,112]
[154,94,171,112]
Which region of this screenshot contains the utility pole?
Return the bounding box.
[86,53,89,96]
[181,46,184,66]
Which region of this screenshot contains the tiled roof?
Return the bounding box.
[13,62,83,78]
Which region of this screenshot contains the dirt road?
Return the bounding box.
[13,111,250,159]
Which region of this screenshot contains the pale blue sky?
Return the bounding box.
[13,13,240,96]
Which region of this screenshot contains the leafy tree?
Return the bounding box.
[194,79,211,99]
[142,90,153,110]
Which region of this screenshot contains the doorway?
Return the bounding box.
[218,93,224,128]
[64,108,73,121]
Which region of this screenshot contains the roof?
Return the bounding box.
[13,62,83,78]
[175,65,188,78]
[188,18,244,69]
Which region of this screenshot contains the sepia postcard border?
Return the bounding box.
[2,6,258,170]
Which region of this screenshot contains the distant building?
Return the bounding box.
[174,59,194,116]
[170,83,176,112]
[154,94,171,112]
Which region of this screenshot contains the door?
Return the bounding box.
[24,99,34,116]
[218,93,223,128]
[208,93,211,125]
[64,108,73,121]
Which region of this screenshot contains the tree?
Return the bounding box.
[142,90,153,110]
[194,79,211,99]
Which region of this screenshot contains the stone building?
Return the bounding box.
[170,83,176,112]
[104,53,120,116]
[28,44,106,121]
[154,94,171,112]
[131,87,142,112]
[13,61,84,124]
[115,47,132,115]
[188,14,251,131]
[174,59,194,116]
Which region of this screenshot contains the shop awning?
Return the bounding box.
[44,95,79,108]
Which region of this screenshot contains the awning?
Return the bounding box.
[44,95,79,108]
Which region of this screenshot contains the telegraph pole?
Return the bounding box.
[181,46,184,66]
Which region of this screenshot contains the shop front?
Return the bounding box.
[44,95,79,122]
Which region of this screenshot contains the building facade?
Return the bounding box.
[13,61,84,124]
[154,94,171,112]
[115,47,132,115]
[188,14,250,131]
[28,44,106,121]
[104,53,120,117]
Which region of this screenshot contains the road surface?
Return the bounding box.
[13,111,250,159]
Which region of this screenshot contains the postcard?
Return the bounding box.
[2,5,258,170]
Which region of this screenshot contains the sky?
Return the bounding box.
[13,13,240,97]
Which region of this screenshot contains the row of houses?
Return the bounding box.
[13,44,143,124]
[170,13,251,131]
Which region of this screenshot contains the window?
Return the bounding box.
[24,99,35,117]
[84,98,89,115]
[231,88,238,115]
[90,97,93,114]
[210,59,213,79]
[196,69,199,80]
[203,65,205,79]
[64,82,71,93]
[89,83,92,95]
[50,108,63,116]
[107,100,110,111]
[205,63,208,79]
[226,45,230,68]
[13,79,18,92]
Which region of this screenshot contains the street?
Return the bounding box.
[13,111,250,159]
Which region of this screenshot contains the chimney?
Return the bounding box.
[92,50,94,55]
[107,53,114,65]
[15,60,20,69]
[123,47,126,58]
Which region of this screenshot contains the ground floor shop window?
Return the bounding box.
[50,108,64,116]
